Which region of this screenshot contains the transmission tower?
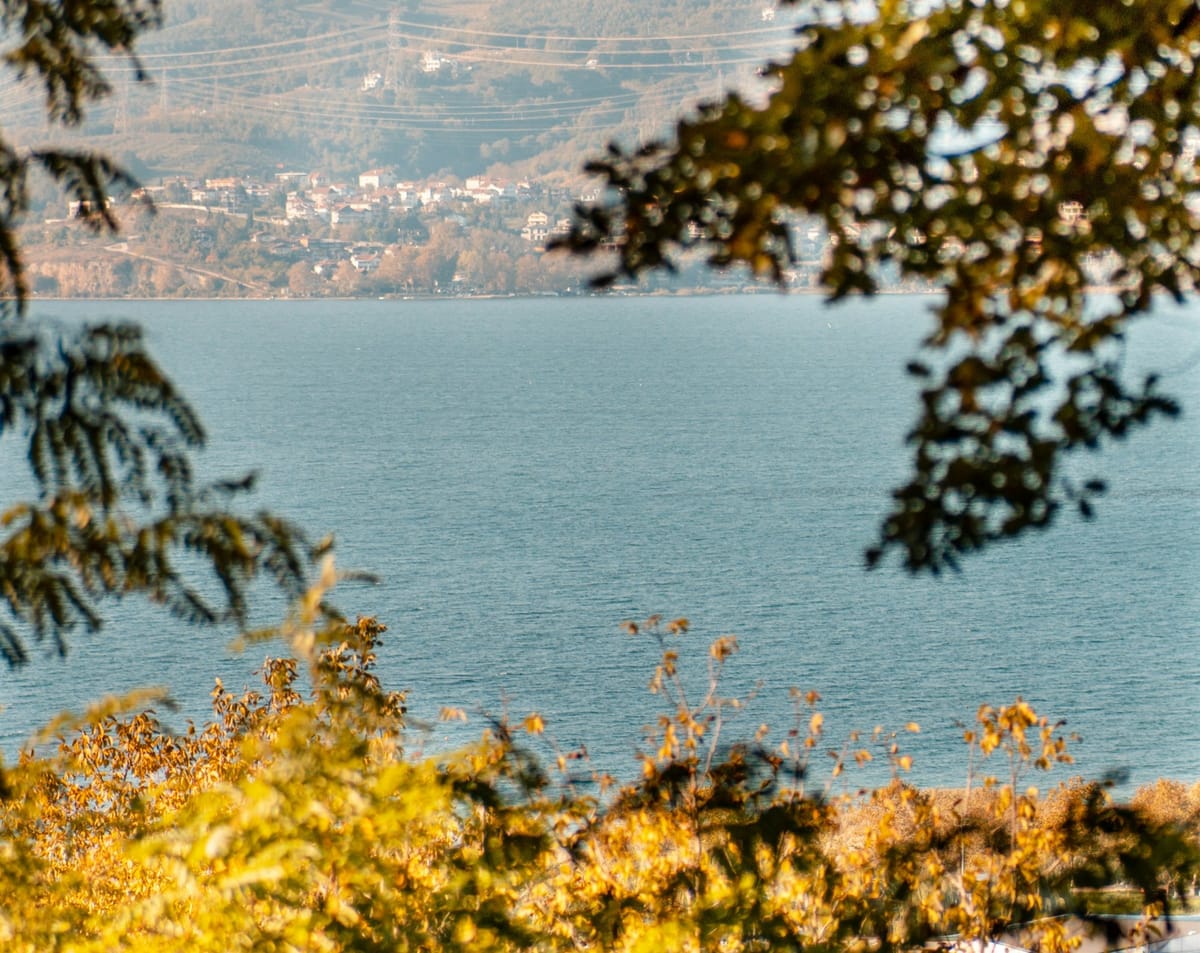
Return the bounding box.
[113,78,130,134]
[383,6,404,91]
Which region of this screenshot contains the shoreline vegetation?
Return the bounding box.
[16,210,1128,304]
[16,186,1125,303]
[2,203,969,302]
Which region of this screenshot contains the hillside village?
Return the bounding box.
[0,0,881,298]
[3,1,825,298]
[23,159,1120,301]
[25,163,846,299]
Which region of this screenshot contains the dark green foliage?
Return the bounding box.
[563,0,1194,572]
[0,314,313,666]
[0,1,313,664]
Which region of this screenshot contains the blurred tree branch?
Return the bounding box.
[561,0,1193,572]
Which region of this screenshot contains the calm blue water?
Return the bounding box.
[0,295,1197,792]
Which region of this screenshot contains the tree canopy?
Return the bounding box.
[0,0,313,663]
[563,0,1196,572]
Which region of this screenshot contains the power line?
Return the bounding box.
[2,7,779,144]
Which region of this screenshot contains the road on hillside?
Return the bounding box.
[103,240,271,294]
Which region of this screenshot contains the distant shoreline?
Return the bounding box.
[16,282,1142,304]
[19,286,1138,305]
[20,286,944,305]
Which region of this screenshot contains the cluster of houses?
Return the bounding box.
[116,166,600,285]
[110,165,1118,293]
[280,169,540,226]
[252,235,387,276]
[139,168,587,245]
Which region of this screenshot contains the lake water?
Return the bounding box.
[0,294,1197,792]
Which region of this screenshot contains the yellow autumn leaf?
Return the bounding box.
[523,713,545,735]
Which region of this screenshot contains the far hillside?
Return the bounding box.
[3,0,799,186]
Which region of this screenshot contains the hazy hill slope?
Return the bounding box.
[478,1,766,40]
[6,0,795,181]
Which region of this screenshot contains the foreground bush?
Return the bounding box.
[0,606,1196,952]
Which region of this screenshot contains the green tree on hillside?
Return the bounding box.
[564,0,1195,573]
[0,0,313,664]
